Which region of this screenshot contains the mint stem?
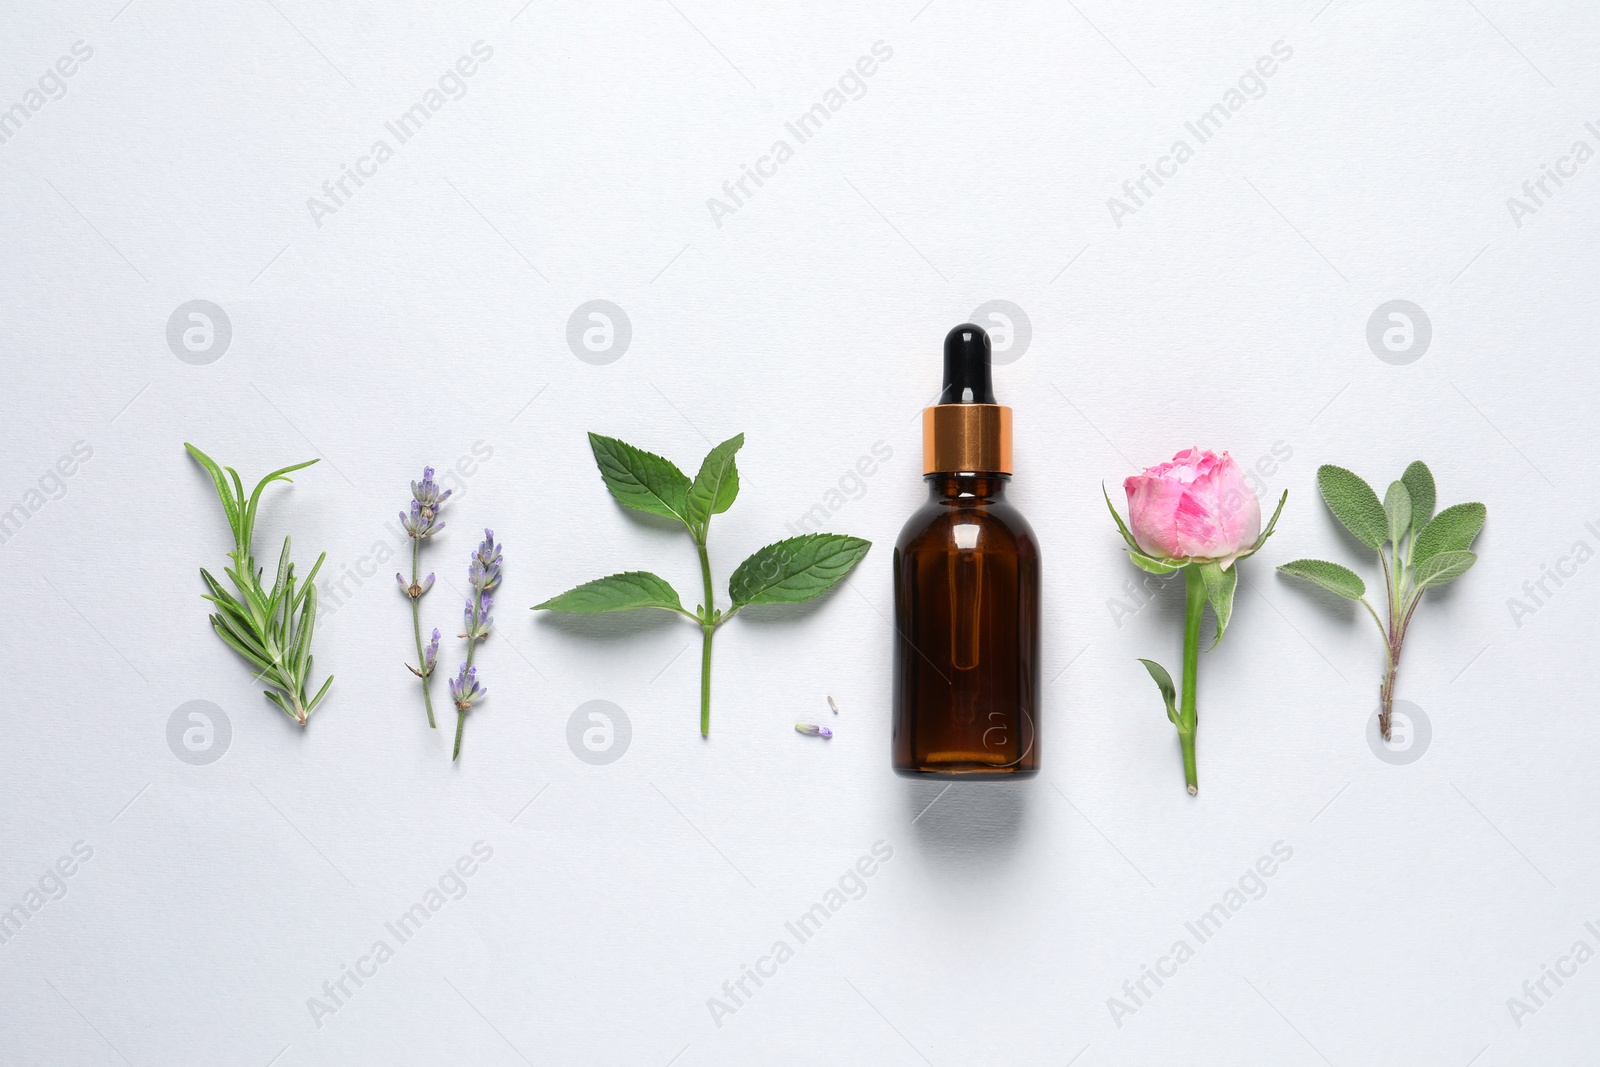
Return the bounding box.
[1179,564,1204,796]
[699,624,714,737]
[410,538,436,729]
[696,539,716,737]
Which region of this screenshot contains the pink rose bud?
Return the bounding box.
[1123,448,1262,569]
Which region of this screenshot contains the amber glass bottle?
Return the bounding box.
[893,324,1040,779]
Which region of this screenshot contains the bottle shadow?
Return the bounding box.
[901,778,1031,869]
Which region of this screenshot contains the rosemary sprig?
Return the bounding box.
[186,443,333,725]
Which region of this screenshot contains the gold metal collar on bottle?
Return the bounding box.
[922,404,1012,474]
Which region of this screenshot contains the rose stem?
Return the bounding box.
[1180,564,1204,796]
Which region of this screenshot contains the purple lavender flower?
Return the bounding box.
[423,628,440,677]
[452,531,502,761]
[469,528,502,591]
[449,664,486,709]
[396,570,435,599]
[794,723,833,738]
[462,530,499,641]
[411,467,452,521]
[400,500,444,540]
[463,593,494,642]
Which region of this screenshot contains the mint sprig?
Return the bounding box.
[1278,461,1485,739]
[186,443,333,725]
[535,432,870,736]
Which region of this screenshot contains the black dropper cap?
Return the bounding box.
[938,323,997,405]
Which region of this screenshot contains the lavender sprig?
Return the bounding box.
[452,528,501,761]
[397,467,450,728]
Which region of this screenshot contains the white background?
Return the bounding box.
[3,0,1598,1064]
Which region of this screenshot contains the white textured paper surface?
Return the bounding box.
[3,1,1598,1064]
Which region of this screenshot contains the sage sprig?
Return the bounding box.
[534,433,870,736]
[1278,462,1485,739]
[185,443,333,725]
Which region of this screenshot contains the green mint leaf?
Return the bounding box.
[686,433,744,540]
[1277,559,1366,599]
[1413,549,1477,588]
[1137,658,1182,728]
[588,433,691,526]
[1199,561,1238,649]
[186,443,242,539]
[1317,464,1389,549]
[1383,480,1412,546]
[1401,461,1436,530]
[1414,502,1486,564]
[534,571,686,614]
[729,534,871,606]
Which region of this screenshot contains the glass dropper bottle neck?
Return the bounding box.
[925,472,1010,501]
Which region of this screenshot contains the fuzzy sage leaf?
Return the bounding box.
[1317,464,1388,550]
[1401,461,1436,530]
[1413,549,1477,588]
[1277,559,1366,599]
[1383,480,1412,545]
[1413,502,1486,565]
